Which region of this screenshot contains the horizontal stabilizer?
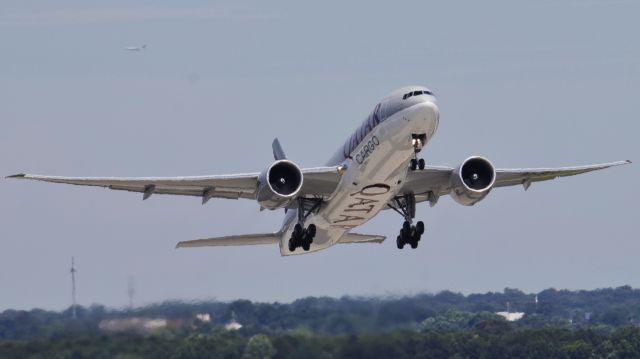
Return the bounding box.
[176,233,280,248]
[339,232,386,244]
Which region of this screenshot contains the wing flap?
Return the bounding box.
[176,233,281,248]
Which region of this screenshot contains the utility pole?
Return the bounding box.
[70,257,77,319]
[127,276,135,310]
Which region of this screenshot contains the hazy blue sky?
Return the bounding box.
[1,1,637,311]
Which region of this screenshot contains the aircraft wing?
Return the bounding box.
[399,160,631,205]
[6,166,343,204]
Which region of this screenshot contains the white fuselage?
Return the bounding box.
[279,87,440,255]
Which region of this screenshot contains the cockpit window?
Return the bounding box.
[402,90,433,100]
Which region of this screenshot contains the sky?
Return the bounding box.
[1,0,638,311]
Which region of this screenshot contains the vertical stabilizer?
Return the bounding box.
[272,138,287,160]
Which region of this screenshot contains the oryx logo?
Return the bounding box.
[355,135,380,165]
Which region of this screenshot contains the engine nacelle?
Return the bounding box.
[450,156,496,206]
[256,160,304,210]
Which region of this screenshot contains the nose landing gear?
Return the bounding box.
[409,158,425,171]
[409,134,427,171]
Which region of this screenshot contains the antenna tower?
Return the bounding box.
[127,276,135,309]
[70,257,77,319]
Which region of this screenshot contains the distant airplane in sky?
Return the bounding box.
[7,86,630,255]
[124,44,147,51]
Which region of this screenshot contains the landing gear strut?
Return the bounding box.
[388,193,424,250]
[288,198,321,252]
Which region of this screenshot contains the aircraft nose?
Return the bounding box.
[405,100,439,136]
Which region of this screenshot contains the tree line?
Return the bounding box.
[1,286,639,358]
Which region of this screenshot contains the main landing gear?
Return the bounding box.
[397,220,424,249]
[288,198,322,252]
[288,223,316,252]
[388,193,424,250]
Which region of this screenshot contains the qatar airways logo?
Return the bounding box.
[331,183,391,228]
[355,135,380,164]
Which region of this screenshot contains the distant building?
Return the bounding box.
[495,312,525,321]
[99,317,180,333]
[195,313,211,323]
[225,311,242,331]
[225,320,242,331]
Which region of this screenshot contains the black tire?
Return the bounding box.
[410,159,417,171]
[418,158,425,170]
[288,239,296,252]
[410,240,418,249]
[302,240,311,251]
[307,224,316,239]
[416,221,425,235]
[293,223,303,236]
[403,221,411,233]
[396,235,404,249]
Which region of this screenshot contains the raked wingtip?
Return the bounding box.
[6,173,26,179]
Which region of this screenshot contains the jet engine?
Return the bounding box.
[256,160,303,209]
[450,156,496,206]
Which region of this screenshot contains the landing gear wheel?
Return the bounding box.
[307,224,316,239]
[410,159,418,171]
[302,238,311,251]
[396,235,404,249]
[410,239,419,249]
[418,158,425,170]
[403,221,411,233]
[293,224,303,236]
[288,239,296,252]
[416,221,425,235]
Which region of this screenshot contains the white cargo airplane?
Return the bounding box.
[7,86,630,255]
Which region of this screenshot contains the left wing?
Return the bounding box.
[399,160,631,205]
[6,166,343,204]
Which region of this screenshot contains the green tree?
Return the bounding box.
[242,334,276,359]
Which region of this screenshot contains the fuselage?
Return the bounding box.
[279,86,440,255]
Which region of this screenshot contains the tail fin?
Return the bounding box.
[272,138,286,160]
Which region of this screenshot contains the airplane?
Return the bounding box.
[124,44,147,51]
[6,86,630,256]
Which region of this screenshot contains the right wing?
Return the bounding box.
[6,166,343,204]
[398,160,631,205]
